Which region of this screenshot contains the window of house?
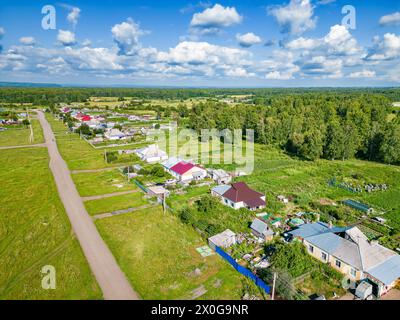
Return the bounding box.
[350,268,356,277]
[224,199,228,204]
[308,245,314,253]
[336,260,341,268]
[321,252,327,261]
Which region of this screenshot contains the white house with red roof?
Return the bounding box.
[164,159,207,182]
[211,182,266,211]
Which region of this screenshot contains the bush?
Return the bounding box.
[179,208,194,224]
[268,242,316,278]
[196,195,218,213]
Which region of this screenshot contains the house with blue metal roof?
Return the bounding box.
[289,222,400,297]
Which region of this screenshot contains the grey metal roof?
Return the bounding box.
[306,232,363,269]
[251,218,273,237]
[288,222,329,239]
[162,157,182,169]
[212,185,231,196]
[366,254,400,285]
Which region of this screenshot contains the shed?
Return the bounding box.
[250,218,274,241]
[208,229,236,251]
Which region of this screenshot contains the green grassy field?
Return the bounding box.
[0,148,102,299]
[0,118,44,147]
[95,206,245,300]
[72,169,137,197]
[85,192,147,215]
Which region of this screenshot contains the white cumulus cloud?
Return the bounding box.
[57,30,76,46]
[268,0,317,35]
[367,33,400,61]
[348,70,376,78]
[236,32,262,47]
[379,12,400,27]
[190,4,242,35]
[19,37,36,46]
[112,19,145,55]
[67,7,81,28]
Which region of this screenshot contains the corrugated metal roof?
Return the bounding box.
[211,185,231,196]
[251,218,273,236]
[366,255,400,285]
[162,157,182,169]
[306,232,363,269]
[288,222,329,238]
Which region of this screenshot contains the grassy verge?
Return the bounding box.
[95,206,244,299]
[72,169,137,197]
[85,192,147,215]
[0,147,102,299]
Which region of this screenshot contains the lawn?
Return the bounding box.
[0,127,32,146]
[85,192,147,215]
[95,206,245,299]
[72,169,137,197]
[0,147,101,299]
[0,116,44,146]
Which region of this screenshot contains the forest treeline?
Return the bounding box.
[188,95,400,165]
[0,87,400,104]
[1,87,399,164]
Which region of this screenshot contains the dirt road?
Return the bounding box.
[81,189,139,202]
[0,143,46,150]
[37,111,140,300]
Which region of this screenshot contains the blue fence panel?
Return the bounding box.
[215,246,270,295]
[132,179,148,193]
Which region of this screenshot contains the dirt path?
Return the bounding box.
[93,204,156,220]
[0,143,46,150]
[71,167,123,174]
[37,111,140,300]
[82,189,139,202]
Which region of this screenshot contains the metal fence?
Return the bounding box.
[215,246,271,295]
[132,179,148,193]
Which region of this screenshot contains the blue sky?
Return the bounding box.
[0,0,399,86]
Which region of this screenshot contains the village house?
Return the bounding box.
[208,229,237,251]
[134,144,168,163]
[250,218,274,242]
[208,168,232,184]
[211,182,266,211]
[162,158,207,182]
[104,128,126,140]
[288,222,400,297]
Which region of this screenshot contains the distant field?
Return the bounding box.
[0,148,101,299]
[0,118,43,147]
[72,169,136,197]
[96,206,244,299]
[85,192,146,215]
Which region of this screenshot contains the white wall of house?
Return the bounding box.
[221,197,243,210]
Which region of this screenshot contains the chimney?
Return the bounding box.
[328,221,333,229]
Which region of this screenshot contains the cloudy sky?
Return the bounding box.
[0,0,399,87]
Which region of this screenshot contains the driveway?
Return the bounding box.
[37,111,140,300]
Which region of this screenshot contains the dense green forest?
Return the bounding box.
[0,87,400,104]
[188,94,400,165]
[1,87,399,164]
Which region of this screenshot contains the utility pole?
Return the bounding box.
[271,272,277,300]
[163,193,166,214]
